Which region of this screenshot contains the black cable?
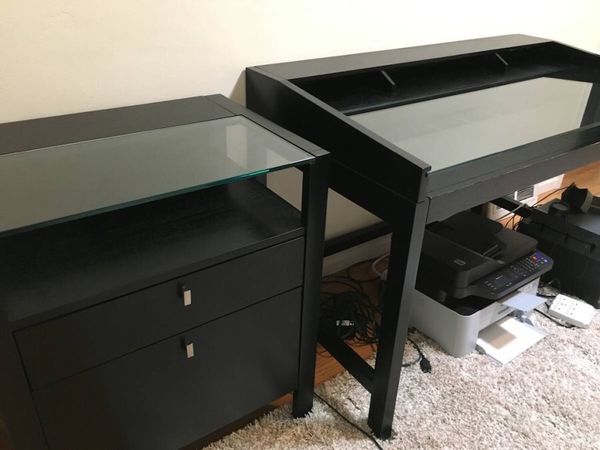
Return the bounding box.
[534,307,574,328]
[535,281,574,328]
[407,337,432,373]
[320,275,380,345]
[508,211,522,230]
[315,393,384,450]
[498,186,568,224]
[321,259,432,372]
[401,353,421,368]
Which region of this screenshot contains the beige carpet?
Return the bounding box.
[208,312,600,450]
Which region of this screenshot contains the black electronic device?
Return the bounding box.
[417,211,553,302]
[561,183,600,214]
[517,197,600,307]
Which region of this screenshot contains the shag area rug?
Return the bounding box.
[208,312,600,449]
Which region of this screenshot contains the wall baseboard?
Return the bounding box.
[322,233,391,275]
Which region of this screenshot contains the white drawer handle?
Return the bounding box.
[186,342,195,359]
[181,285,192,307]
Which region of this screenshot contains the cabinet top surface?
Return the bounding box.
[0,115,312,236]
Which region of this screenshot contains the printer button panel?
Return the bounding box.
[473,251,553,299]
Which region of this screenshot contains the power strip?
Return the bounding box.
[548,294,596,328]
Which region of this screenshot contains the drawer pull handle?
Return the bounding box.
[186,342,195,359]
[181,286,192,307]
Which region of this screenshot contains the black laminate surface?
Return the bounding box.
[34,290,301,450]
[1,180,303,329]
[17,238,304,390]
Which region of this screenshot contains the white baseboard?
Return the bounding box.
[536,174,564,195]
[322,233,392,275]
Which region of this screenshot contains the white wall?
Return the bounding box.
[2,0,600,251]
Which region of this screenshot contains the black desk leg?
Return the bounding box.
[367,201,428,438]
[293,155,330,417]
[0,319,47,449]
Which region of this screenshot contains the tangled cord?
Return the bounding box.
[320,258,431,372]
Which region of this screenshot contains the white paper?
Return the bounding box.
[476,316,547,364]
[499,291,546,312]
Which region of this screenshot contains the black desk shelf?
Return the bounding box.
[0,95,329,449]
[2,181,304,329]
[246,34,600,438]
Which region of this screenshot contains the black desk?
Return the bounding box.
[246,34,600,438]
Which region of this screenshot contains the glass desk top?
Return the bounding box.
[0,115,313,235]
[352,77,596,172]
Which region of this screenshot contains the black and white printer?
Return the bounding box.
[411,211,553,357]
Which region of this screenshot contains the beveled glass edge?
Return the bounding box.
[0,115,313,160]
[427,119,600,196]
[0,114,316,238]
[0,162,312,239]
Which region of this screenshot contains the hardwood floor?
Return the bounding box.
[271,343,375,408]
[563,161,600,194]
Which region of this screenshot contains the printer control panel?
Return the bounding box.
[473,251,553,299]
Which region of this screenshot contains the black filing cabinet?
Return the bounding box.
[0,95,329,449]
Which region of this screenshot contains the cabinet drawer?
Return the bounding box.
[34,289,301,450]
[17,238,303,389]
